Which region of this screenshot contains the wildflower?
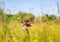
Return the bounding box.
[22,19,32,30]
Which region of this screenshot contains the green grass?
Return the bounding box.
[0,21,60,42]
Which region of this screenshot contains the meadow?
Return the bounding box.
[0,0,60,42]
[0,8,60,42]
[0,20,60,42]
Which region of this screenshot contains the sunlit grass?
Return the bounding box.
[0,21,60,42]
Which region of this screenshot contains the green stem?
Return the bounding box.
[26,29,30,42]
